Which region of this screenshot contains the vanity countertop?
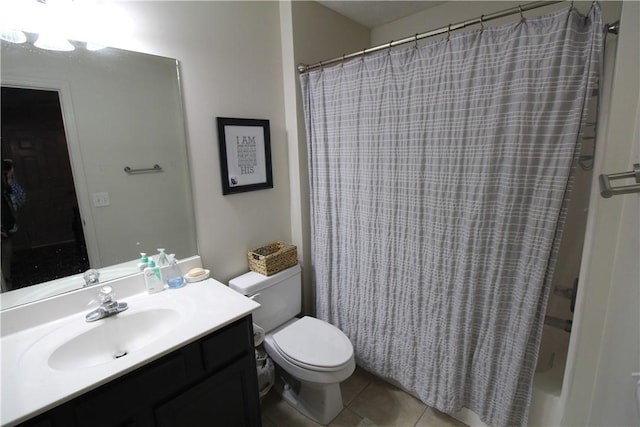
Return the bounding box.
[0,278,259,426]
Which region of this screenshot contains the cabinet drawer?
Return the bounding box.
[201,318,252,373]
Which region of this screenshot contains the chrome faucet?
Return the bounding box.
[83,269,100,287]
[85,285,128,322]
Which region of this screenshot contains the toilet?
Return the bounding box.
[229,265,355,425]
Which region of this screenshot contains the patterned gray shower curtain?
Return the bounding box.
[300,5,601,426]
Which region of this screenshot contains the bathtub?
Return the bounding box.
[529,325,571,426]
[450,323,571,427]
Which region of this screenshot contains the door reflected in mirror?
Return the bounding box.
[0,33,198,309]
[2,87,90,291]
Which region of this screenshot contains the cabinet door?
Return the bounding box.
[154,354,261,427]
[71,352,187,427]
[15,417,53,427]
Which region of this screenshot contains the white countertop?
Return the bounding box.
[0,278,259,426]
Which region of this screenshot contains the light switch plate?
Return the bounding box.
[93,192,110,207]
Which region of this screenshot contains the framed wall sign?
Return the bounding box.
[216,117,273,195]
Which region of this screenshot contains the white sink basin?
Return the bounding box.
[20,304,184,373]
[47,308,179,371]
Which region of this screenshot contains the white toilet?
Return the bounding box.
[229,265,355,425]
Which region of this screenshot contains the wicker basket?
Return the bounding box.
[248,241,298,276]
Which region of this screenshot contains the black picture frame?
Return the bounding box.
[216,117,273,195]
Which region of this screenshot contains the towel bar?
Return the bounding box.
[124,164,163,175]
[599,163,640,198]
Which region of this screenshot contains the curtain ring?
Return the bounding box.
[341,55,345,68]
[447,24,451,41]
[319,60,323,70]
[519,5,525,21]
[414,33,419,49]
[388,40,393,56]
[480,14,485,31]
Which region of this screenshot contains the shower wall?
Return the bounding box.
[526,91,599,426]
[539,91,599,369]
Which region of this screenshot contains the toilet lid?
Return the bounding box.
[271,316,353,369]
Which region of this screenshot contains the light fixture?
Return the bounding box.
[29,0,74,51]
[85,41,106,51]
[1,0,129,52]
[0,28,27,44]
[34,33,74,51]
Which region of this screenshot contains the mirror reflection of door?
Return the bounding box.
[1,86,89,291]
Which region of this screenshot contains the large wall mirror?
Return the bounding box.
[1,33,197,309]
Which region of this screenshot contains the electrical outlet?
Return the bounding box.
[93,192,110,207]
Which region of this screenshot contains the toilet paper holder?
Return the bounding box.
[252,322,265,346]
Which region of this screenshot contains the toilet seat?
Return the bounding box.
[271,316,353,372]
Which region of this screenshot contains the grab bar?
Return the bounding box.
[124,164,163,175]
[544,316,572,333]
[599,163,640,198]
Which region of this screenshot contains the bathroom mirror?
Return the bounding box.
[0,33,197,309]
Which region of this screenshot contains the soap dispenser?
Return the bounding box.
[144,259,164,294]
[165,254,185,289]
[157,248,169,266]
[137,253,148,271]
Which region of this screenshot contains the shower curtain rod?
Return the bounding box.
[297,0,565,73]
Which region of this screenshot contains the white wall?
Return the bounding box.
[107,1,292,283]
[372,1,619,45]
[588,105,639,426]
[280,1,369,313]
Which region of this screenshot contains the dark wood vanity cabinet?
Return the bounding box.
[18,316,262,427]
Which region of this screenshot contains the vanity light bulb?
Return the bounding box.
[85,41,106,51]
[34,33,75,51]
[0,28,27,44]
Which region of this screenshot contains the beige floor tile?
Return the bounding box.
[341,367,376,406]
[347,379,427,427]
[356,419,379,427]
[261,413,278,427]
[261,390,379,427]
[260,366,464,427]
[261,390,324,427]
[328,407,364,427]
[415,407,467,427]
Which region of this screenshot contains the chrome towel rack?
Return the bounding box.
[599,163,640,198]
[124,164,163,175]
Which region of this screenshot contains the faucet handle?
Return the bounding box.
[83,269,100,285]
[98,285,114,303]
[85,285,127,322]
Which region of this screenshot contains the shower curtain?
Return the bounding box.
[300,5,601,426]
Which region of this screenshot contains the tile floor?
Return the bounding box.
[261,367,467,427]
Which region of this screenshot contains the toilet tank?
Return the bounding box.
[229,264,301,333]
